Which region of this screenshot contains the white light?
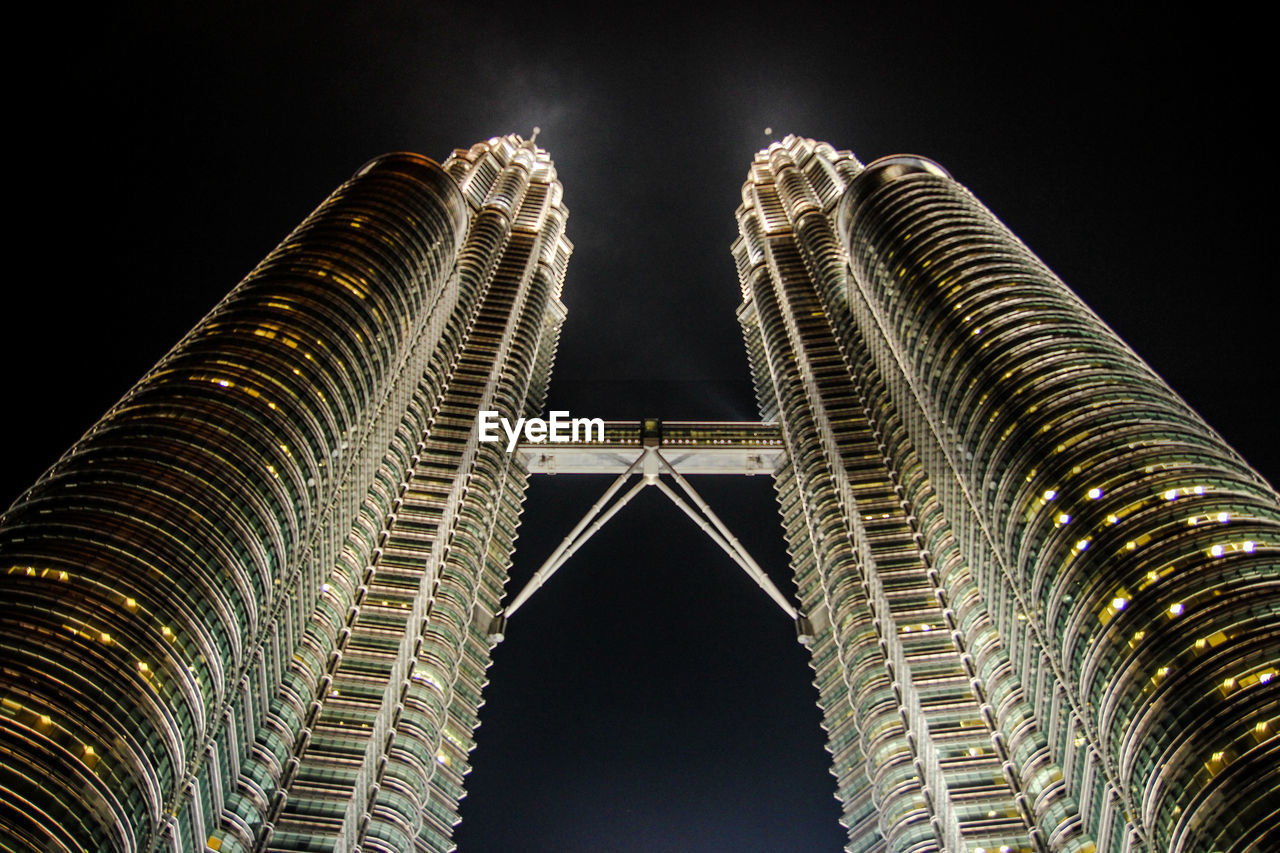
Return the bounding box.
[1244,541,1256,553]
[1210,545,1224,557]
[1087,487,1103,500]
[1194,486,1205,495]
[1113,597,1128,610]
[1076,539,1090,551]
[1164,489,1178,501]
[1217,511,1230,523]
[1169,603,1184,616]
[1044,489,1057,500]
[1057,513,1071,525]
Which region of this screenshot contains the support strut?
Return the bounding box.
[492,443,810,645]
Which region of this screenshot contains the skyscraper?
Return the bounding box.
[734,136,1279,852]
[2,127,1276,853]
[0,135,571,852]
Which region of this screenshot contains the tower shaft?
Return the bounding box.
[736,136,1280,853]
[0,136,571,853]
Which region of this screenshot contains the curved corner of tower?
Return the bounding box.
[837,153,950,238]
[356,151,470,235]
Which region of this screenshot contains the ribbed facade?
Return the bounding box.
[735,136,1279,853]
[0,134,571,853]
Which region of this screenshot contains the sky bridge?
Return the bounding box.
[497,419,810,641]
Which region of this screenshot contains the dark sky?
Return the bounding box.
[5,4,1272,851]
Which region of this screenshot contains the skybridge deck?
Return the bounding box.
[517,419,784,475]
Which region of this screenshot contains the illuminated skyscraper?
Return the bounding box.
[0,135,571,852]
[734,136,1280,852]
[3,128,1277,853]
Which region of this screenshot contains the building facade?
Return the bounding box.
[734,136,1279,852]
[3,131,1277,853]
[0,135,571,852]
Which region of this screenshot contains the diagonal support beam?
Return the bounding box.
[492,441,810,645]
[653,451,798,620]
[504,460,646,620]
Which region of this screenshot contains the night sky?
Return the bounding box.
[5,5,1272,851]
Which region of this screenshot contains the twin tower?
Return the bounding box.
[1,135,1276,853]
